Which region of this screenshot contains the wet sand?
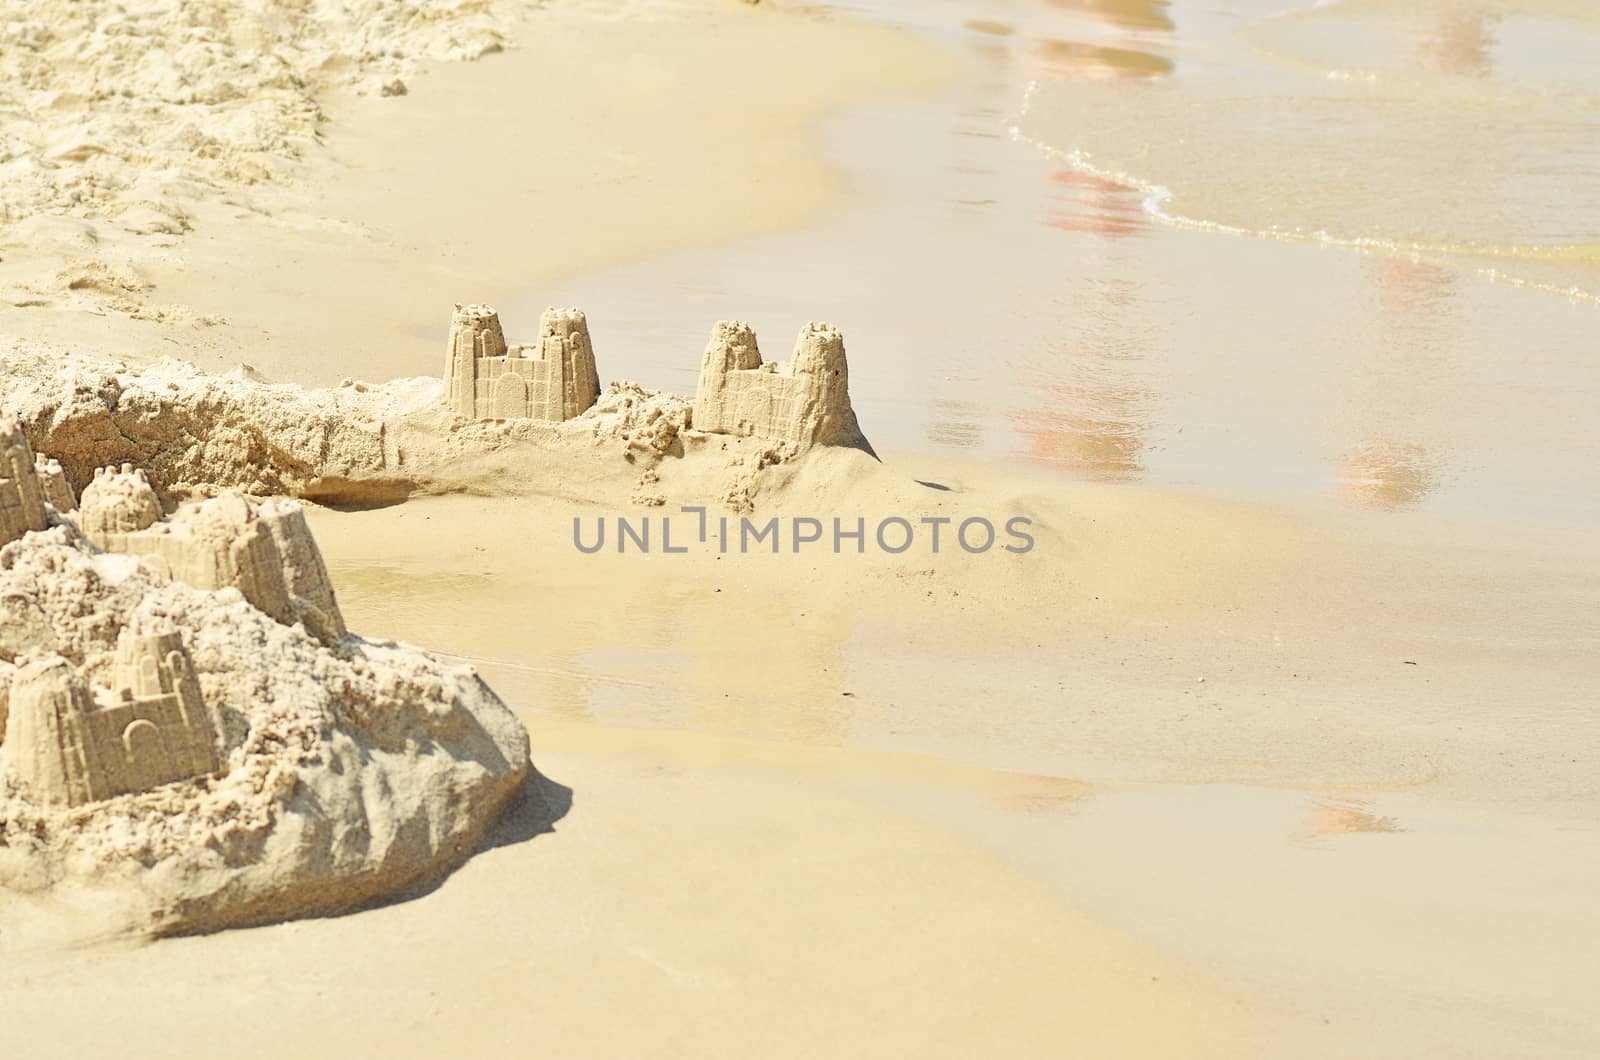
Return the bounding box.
[0,729,1251,1060]
[293,472,1600,1058]
[524,0,1600,525]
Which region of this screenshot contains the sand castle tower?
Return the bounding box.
[0,419,50,547]
[444,303,602,422]
[77,465,346,644]
[34,454,76,512]
[78,464,163,547]
[4,629,222,808]
[258,497,347,642]
[694,321,867,448]
[171,493,295,623]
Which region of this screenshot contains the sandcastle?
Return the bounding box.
[441,304,868,452]
[0,418,531,936]
[445,303,601,422]
[694,320,867,448]
[78,464,346,644]
[6,630,222,809]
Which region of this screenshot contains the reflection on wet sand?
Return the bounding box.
[1330,4,1491,509]
[999,0,1168,477]
[1043,169,1147,237]
[1033,38,1172,79]
[1013,277,1157,479]
[1337,442,1442,509]
[963,1,1173,81]
[1046,0,1174,34]
[1015,393,1147,477]
[961,18,1014,38]
[1296,797,1404,843]
[1336,255,1455,510]
[1036,0,1173,79]
[1417,7,1499,77]
[922,0,1175,471]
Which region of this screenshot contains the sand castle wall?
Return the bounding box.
[694,321,867,449]
[445,304,601,422]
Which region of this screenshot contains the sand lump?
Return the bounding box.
[0,425,531,937]
[0,342,406,502]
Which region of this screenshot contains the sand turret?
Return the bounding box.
[258,497,347,642]
[444,303,601,421]
[0,419,50,546]
[78,469,346,644]
[4,629,222,808]
[34,453,76,512]
[78,463,163,545]
[693,321,869,449]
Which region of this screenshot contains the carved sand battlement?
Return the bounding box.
[0,419,50,547]
[34,453,76,512]
[693,321,865,448]
[4,629,222,808]
[445,303,601,422]
[80,473,346,643]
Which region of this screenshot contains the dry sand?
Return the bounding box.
[1,0,1597,1057]
[0,0,955,383]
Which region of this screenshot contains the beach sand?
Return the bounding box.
[2,0,1598,1057]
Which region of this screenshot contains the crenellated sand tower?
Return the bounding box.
[77,467,346,644]
[694,321,869,449]
[445,303,601,421]
[34,454,76,512]
[0,419,50,546]
[78,463,163,545]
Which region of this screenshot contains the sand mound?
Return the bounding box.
[0,341,412,502]
[0,531,532,937]
[0,439,531,938]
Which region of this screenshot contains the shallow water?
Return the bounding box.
[510,0,1600,525]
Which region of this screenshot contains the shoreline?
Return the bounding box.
[516,5,1600,528]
